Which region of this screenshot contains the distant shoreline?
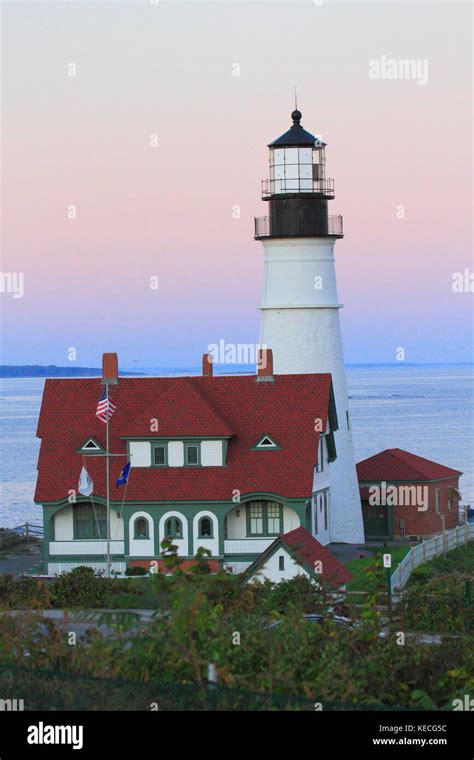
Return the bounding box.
[0,366,143,378]
[0,362,472,378]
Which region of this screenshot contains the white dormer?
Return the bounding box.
[128,439,225,468]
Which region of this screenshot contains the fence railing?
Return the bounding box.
[0,523,43,547]
[261,177,335,198]
[391,523,474,592]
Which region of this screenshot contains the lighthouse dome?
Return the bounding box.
[268,109,327,148]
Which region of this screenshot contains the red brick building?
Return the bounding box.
[357,448,462,540]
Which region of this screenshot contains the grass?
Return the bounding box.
[345,544,411,592]
[407,543,474,586]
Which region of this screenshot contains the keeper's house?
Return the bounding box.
[35,351,340,576]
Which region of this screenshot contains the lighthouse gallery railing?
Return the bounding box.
[254,214,343,239]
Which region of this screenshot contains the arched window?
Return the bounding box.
[198,517,213,538]
[165,517,183,539]
[134,517,149,539]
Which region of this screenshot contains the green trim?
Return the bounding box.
[133,515,150,539]
[151,442,168,467]
[41,496,123,509]
[251,433,281,451]
[41,495,310,564]
[222,553,261,562]
[38,493,309,509]
[73,503,107,540]
[328,382,339,432]
[197,515,214,538]
[164,516,183,539]
[326,430,337,462]
[184,442,201,467]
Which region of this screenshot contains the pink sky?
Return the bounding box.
[1,1,472,366]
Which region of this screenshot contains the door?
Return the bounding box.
[362,500,391,539]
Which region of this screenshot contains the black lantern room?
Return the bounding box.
[255,110,343,240]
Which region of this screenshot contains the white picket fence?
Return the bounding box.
[391,523,474,592]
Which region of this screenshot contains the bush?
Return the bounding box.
[125,566,148,577]
[1,570,473,709]
[0,575,50,610]
[0,528,27,550]
[50,566,115,608]
[400,574,474,632]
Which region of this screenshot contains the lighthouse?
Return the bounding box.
[255,109,365,544]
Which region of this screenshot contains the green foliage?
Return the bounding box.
[399,574,474,632]
[401,543,474,632]
[0,550,472,710]
[409,544,474,581]
[411,690,439,710]
[0,575,51,610]
[160,539,184,574]
[50,566,116,609]
[0,573,472,710]
[125,566,148,576]
[0,528,28,550]
[188,547,212,575]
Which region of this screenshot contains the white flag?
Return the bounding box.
[78,466,93,496]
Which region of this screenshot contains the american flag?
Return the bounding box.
[95,387,117,423]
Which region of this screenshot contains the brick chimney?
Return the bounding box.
[202,352,213,377]
[102,353,118,384]
[256,348,274,382]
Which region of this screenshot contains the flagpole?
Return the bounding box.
[106,380,111,578]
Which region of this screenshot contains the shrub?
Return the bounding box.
[50,566,114,608]
[400,573,474,632]
[0,528,27,550]
[0,575,50,609]
[0,575,15,606]
[125,566,148,577]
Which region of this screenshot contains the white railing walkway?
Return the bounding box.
[391,523,474,592]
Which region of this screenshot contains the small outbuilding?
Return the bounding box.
[243,526,352,589]
[357,448,462,540]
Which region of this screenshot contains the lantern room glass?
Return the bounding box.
[269,145,326,194]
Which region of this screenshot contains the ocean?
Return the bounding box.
[0,364,472,528]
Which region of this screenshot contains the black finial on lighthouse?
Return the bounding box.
[291,109,302,125]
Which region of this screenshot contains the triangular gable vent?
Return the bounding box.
[80,438,102,451]
[255,435,279,449]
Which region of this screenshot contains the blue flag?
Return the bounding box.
[116,462,131,487]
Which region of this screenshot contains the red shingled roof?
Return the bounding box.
[282,527,353,587]
[357,448,462,483]
[35,373,333,504]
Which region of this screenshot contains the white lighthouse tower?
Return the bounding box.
[255,109,365,543]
